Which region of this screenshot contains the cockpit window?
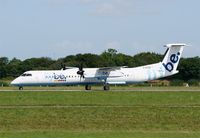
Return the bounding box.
[21,74,26,76]
[21,73,32,77]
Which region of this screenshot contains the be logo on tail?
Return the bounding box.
[162,52,180,72]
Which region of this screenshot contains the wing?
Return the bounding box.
[85,66,126,80]
[98,66,128,71]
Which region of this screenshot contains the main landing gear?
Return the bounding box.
[85,85,92,90]
[85,85,110,91]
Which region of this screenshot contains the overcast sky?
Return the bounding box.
[0,0,199,60]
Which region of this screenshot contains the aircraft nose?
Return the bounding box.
[11,79,19,86]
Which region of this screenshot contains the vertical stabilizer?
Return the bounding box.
[162,43,186,76]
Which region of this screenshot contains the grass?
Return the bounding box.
[1,90,200,106]
[0,88,200,137]
[1,131,200,138]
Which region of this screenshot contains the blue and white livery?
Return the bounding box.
[11,44,186,90]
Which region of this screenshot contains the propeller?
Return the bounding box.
[77,64,85,80]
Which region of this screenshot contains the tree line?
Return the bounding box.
[0,49,199,83]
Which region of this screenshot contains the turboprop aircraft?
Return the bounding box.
[11,43,186,90]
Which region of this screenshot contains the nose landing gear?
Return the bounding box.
[19,86,23,90]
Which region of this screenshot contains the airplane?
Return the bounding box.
[11,43,186,90]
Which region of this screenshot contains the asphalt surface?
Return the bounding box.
[0,89,200,92]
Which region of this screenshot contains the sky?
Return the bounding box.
[0,0,199,60]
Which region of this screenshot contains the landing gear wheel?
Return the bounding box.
[85,85,91,90]
[19,86,23,90]
[103,85,110,91]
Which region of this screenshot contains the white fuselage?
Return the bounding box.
[11,62,173,87]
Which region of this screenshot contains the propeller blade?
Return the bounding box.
[61,63,66,70]
[77,63,85,80]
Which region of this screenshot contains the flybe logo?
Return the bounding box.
[53,73,66,80]
[162,52,180,72]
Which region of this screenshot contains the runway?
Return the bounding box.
[0,89,200,92]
